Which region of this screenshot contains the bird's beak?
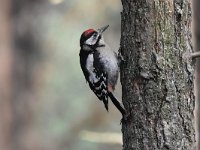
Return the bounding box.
[97,25,109,35]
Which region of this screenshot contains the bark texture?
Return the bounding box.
[120,0,195,149]
[193,0,200,149]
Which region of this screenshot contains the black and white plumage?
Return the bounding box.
[79,25,125,115]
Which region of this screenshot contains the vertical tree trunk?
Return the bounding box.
[120,0,195,149]
[193,0,200,149]
[0,0,12,149]
[11,1,43,150]
[0,1,43,149]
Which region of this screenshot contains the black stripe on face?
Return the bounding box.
[97,35,102,43]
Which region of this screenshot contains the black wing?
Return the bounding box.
[79,50,90,81]
[92,51,109,110]
[79,50,109,111]
[88,71,109,111]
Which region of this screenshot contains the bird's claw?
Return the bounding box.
[118,52,125,62]
[120,112,129,124]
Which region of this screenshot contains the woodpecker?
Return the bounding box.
[79,25,125,115]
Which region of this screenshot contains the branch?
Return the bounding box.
[191,52,200,59]
[183,51,200,61]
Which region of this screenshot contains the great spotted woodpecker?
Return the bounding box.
[79,25,125,115]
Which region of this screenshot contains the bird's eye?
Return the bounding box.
[93,33,98,38]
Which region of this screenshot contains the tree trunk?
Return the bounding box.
[0,0,12,149]
[120,0,195,149]
[11,1,43,150]
[193,0,200,149]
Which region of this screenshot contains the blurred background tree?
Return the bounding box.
[0,0,123,150]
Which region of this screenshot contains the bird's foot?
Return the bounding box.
[120,112,129,124]
[118,52,125,63]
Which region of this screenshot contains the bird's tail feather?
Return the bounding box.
[108,92,125,115]
[103,99,109,112]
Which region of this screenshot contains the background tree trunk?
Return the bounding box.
[120,0,195,149]
[11,1,43,150]
[0,0,13,149]
[0,1,43,150]
[193,0,200,149]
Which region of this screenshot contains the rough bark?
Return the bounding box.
[193,0,200,149]
[120,0,195,149]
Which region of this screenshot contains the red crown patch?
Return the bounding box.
[84,29,95,36]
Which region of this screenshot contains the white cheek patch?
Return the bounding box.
[85,35,99,45]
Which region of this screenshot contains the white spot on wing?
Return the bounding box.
[95,81,106,90]
[102,89,107,94]
[96,93,102,98]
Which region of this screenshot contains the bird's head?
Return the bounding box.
[80,25,109,51]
